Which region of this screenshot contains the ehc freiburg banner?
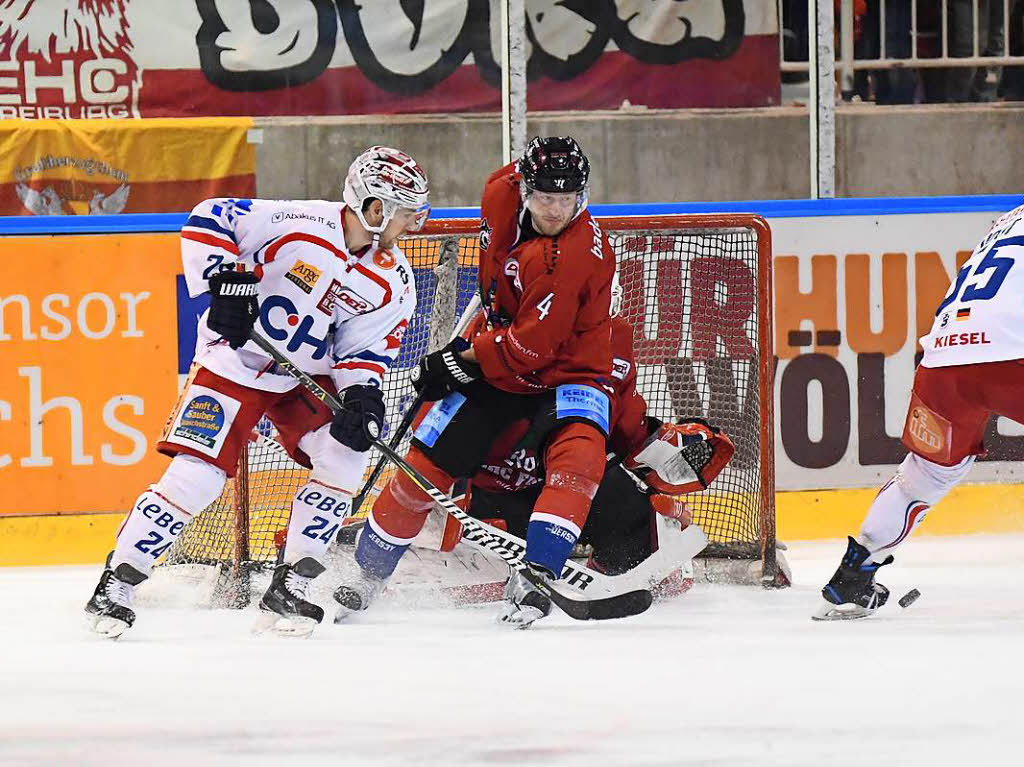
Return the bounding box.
[0,0,779,119]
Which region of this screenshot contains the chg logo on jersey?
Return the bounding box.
[165,385,241,458]
[285,260,322,294]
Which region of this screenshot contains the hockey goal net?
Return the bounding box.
[158,214,779,594]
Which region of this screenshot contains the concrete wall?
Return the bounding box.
[255,105,1024,206]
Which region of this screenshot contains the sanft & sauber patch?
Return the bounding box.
[166,386,241,457]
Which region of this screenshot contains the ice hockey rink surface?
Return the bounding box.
[2,535,1023,767]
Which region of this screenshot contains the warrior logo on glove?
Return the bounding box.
[624,419,735,495]
[207,270,260,349]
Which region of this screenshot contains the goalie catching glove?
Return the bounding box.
[410,337,482,401]
[624,419,734,495]
[208,270,259,349]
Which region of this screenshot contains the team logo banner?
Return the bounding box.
[0,1,779,118]
[0,117,256,215]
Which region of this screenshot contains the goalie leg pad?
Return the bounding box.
[859,452,974,560]
[282,481,353,566]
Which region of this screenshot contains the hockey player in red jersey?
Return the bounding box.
[334,136,620,627]
[816,203,1024,620]
[415,278,735,579]
[84,147,429,638]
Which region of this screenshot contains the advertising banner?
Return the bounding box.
[1,202,1018,518]
[770,211,1023,490]
[0,1,779,119]
[0,233,181,515]
[0,118,256,216]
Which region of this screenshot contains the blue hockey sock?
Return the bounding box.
[354,516,411,580]
[525,513,581,579]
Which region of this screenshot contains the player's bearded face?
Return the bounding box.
[526,190,577,235]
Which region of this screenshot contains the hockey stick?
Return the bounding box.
[351,293,481,515]
[248,329,653,621]
[458,513,707,598]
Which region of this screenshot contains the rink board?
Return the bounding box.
[4,196,1024,566]
[5,482,1024,566]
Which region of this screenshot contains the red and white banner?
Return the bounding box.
[0,0,779,119]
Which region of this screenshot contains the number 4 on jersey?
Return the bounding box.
[536,292,554,321]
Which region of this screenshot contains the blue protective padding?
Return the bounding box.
[525,518,578,578]
[354,522,409,580]
[4,195,1022,234]
[555,384,610,435]
[413,392,468,447]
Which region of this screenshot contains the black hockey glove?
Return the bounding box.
[207,271,259,349]
[330,384,385,453]
[410,338,482,401]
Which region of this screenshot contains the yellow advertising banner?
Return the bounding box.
[0,118,255,216]
[0,232,181,515]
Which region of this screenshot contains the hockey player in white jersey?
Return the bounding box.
[84,146,429,638]
[816,203,1024,620]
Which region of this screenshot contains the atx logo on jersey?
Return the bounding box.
[260,295,330,359]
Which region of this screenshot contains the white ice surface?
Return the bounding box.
[2,536,1024,767]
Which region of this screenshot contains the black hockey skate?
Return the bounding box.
[85,559,147,639]
[255,558,325,637]
[813,536,893,621]
[498,563,554,630]
[332,567,386,622]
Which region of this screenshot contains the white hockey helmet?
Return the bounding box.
[610,270,623,317]
[343,146,430,234]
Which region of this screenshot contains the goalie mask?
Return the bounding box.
[624,419,735,495]
[343,146,430,234]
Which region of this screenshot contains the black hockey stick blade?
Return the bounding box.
[522,568,653,621]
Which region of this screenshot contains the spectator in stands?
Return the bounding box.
[969,0,1005,100]
[853,0,918,103]
[1000,0,1024,99]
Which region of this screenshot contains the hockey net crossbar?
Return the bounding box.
[157,214,779,593]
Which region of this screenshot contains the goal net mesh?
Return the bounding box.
[160,215,775,581]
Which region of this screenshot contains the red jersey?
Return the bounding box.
[471,163,616,394]
[472,316,650,494]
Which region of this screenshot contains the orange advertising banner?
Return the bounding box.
[0,118,255,216]
[0,232,181,515]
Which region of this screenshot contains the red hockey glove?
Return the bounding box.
[624,419,734,494]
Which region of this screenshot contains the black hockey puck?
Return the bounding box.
[898,588,921,608]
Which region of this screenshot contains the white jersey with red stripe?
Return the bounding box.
[181,197,416,393]
[921,204,1024,368]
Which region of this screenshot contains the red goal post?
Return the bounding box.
[158,213,781,592]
